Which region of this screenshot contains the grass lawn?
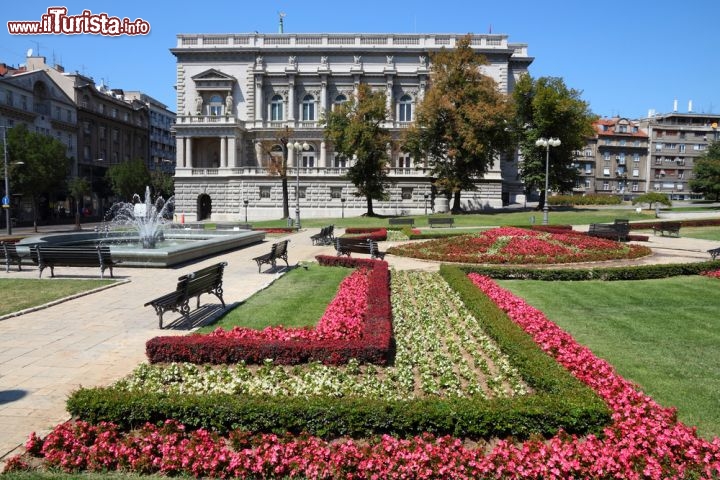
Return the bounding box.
[498,275,720,439]
[197,263,352,332]
[0,278,116,317]
[676,226,720,241]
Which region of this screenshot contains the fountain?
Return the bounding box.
[103,186,171,249]
[18,187,265,267]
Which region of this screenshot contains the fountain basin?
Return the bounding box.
[17,228,265,268]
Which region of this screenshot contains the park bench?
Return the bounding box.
[388,217,414,227]
[428,217,455,228]
[588,223,629,242]
[335,237,385,260]
[144,262,227,328]
[708,247,720,261]
[30,245,119,278]
[1,241,25,273]
[252,239,290,272]
[311,225,335,246]
[651,222,681,237]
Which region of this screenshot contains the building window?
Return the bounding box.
[618,152,626,164]
[632,168,639,177]
[619,139,626,146]
[296,186,307,199]
[655,143,663,151]
[333,154,347,168]
[330,187,342,199]
[302,145,316,167]
[397,153,412,169]
[259,186,271,199]
[633,153,640,162]
[603,151,610,161]
[632,181,639,191]
[401,187,413,200]
[209,95,223,116]
[679,144,686,153]
[603,168,610,176]
[584,163,592,173]
[618,125,627,133]
[333,94,347,111]
[302,94,315,121]
[584,178,591,189]
[398,94,412,122]
[603,181,610,191]
[270,95,284,121]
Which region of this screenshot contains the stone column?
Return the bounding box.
[187,137,193,168]
[386,78,394,119]
[287,76,295,122]
[177,137,185,168]
[255,141,263,168]
[320,79,328,117]
[320,141,327,168]
[220,137,228,167]
[228,136,237,167]
[255,76,264,124]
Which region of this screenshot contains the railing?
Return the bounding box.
[175,115,245,127]
[176,166,429,178]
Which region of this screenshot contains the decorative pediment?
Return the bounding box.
[191,69,236,92]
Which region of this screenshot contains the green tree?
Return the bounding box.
[6,124,70,231]
[689,142,720,200]
[632,192,672,210]
[324,83,391,216]
[67,176,90,230]
[150,170,175,200]
[403,35,515,213]
[105,158,151,201]
[511,74,597,211]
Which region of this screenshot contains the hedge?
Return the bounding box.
[145,258,393,365]
[67,264,610,441]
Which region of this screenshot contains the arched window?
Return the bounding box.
[209,95,223,116]
[333,94,347,111]
[398,94,413,122]
[270,95,284,121]
[302,144,316,168]
[302,94,315,121]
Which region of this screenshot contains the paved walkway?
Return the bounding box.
[0,224,718,466]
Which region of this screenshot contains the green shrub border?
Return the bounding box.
[456,260,720,281]
[66,266,610,441]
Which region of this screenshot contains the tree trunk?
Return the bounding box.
[366,195,375,216]
[281,176,289,219]
[32,200,38,233]
[536,190,546,211]
[451,190,462,214]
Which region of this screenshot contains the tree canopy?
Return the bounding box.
[511,74,597,210]
[105,158,151,201]
[5,124,70,230]
[632,192,672,210]
[324,83,391,216]
[690,141,720,201]
[403,35,515,213]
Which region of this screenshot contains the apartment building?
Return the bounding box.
[638,111,719,200]
[170,32,532,222]
[125,91,177,175]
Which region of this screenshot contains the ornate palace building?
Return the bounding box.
[171,33,532,222]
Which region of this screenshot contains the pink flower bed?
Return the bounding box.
[702,269,720,279]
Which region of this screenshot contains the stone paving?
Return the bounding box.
[0,222,718,467]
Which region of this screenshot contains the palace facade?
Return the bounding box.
[171,33,532,222]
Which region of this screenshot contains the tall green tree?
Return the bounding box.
[403,35,515,213]
[324,83,391,216]
[150,170,175,200]
[6,124,70,231]
[690,142,720,200]
[105,158,151,201]
[260,126,295,219]
[511,74,597,210]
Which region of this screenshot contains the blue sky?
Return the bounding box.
[2,1,718,118]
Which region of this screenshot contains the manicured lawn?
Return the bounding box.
[678,226,720,241]
[0,278,116,317]
[197,263,352,332]
[498,275,720,439]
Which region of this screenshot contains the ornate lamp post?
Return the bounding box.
[243,199,249,224]
[423,193,429,216]
[340,197,346,218]
[291,141,309,229]
[535,137,561,225]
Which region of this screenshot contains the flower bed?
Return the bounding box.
[145,259,393,365]
[702,269,720,279]
[388,226,651,264]
[343,227,387,241]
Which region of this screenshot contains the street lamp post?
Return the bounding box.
[2,126,13,235]
[423,193,429,216]
[243,199,249,224]
[341,197,346,218]
[535,137,561,225]
[292,141,309,229]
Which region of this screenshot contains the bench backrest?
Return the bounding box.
[274,240,289,257]
[178,262,227,297]
[389,217,413,225]
[32,245,108,265]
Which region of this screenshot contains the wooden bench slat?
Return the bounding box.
[1,241,24,272]
[30,245,119,278]
[252,240,290,272]
[335,238,385,260]
[389,217,414,226]
[428,217,454,228]
[144,262,227,328]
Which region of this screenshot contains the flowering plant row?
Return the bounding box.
[466,273,720,479]
[702,269,720,279]
[343,227,387,241]
[145,260,393,365]
[388,226,651,264]
[115,271,526,401]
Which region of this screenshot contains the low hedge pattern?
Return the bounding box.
[343,227,388,241]
[145,259,393,365]
[459,260,720,281]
